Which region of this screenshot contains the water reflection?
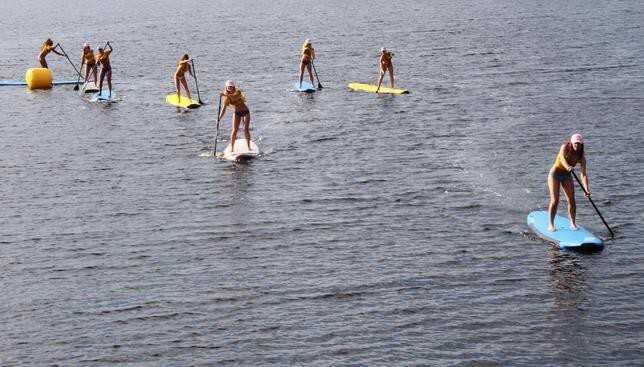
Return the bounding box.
[225,160,256,210]
[548,246,588,309]
[548,246,593,359]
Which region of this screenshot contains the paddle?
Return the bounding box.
[56,44,83,89]
[213,94,222,156]
[571,170,614,238]
[74,59,84,90]
[311,60,323,89]
[190,59,204,105]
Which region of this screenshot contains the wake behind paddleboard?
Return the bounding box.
[223,139,259,162]
[348,82,409,94]
[295,81,317,93]
[166,93,201,109]
[527,211,603,252]
[90,89,117,102]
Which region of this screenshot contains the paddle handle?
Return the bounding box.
[571,170,614,238]
[56,43,83,78]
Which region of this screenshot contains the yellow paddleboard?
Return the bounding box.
[348,83,409,94]
[166,94,201,109]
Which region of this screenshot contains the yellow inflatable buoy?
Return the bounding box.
[25,67,52,89]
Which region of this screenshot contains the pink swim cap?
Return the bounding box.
[226,80,235,87]
[570,133,584,144]
[83,42,88,48]
[381,47,386,52]
[305,38,312,44]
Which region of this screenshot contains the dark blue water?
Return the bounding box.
[1,0,642,365]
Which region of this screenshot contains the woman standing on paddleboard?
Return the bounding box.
[174,54,194,103]
[376,47,395,93]
[97,42,113,98]
[38,38,64,68]
[548,133,590,232]
[80,43,97,85]
[298,39,316,88]
[218,80,251,152]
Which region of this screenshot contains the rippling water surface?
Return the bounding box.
[1,0,642,365]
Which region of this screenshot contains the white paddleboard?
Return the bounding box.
[223,139,259,162]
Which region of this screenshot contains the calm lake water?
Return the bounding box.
[1,0,642,365]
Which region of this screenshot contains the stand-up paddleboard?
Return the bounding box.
[527,211,603,252]
[166,93,201,109]
[295,81,317,93]
[90,89,117,102]
[0,80,82,86]
[223,139,259,162]
[348,82,409,94]
[80,82,100,94]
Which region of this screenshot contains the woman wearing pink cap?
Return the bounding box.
[376,47,395,93]
[218,80,251,151]
[547,133,591,231]
[298,38,316,88]
[80,42,97,85]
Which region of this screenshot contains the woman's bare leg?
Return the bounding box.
[561,177,577,229]
[548,175,560,231]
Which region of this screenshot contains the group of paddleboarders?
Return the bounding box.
[37,38,114,98]
[39,37,396,154]
[296,40,396,93]
[171,57,250,153]
[38,37,593,234]
[80,42,113,97]
[171,38,396,154]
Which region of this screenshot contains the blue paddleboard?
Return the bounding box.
[295,81,317,93]
[0,80,81,86]
[527,211,603,252]
[90,89,117,102]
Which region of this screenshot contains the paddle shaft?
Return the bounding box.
[571,170,614,238]
[214,95,222,156]
[56,44,83,79]
[74,58,83,90]
[190,59,204,104]
[312,60,323,89]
